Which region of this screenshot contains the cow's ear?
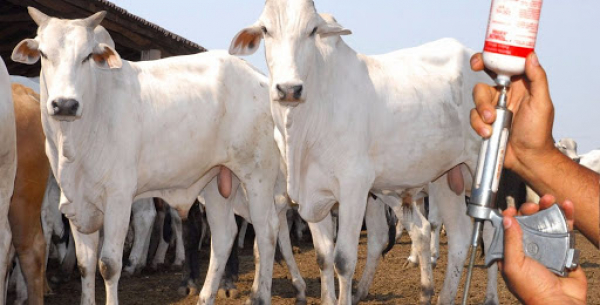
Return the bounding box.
[92,43,122,69]
[12,39,40,65]
[229,25,263,56]
[317,13,352,38]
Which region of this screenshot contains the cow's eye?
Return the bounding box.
[261,26,268,35]
[82,53,93,64]
[310,27,318,37]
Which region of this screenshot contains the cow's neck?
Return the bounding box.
[41,65,135,208]
[283,39,364,203]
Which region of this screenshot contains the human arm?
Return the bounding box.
[470,52,600,247]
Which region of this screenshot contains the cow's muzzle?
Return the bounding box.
[274,82,304,106]
[50,98,80,119]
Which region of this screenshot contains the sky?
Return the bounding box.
[111,0,600,153]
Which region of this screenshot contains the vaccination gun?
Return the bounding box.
[461,79,580,305]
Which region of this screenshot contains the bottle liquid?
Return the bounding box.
[483,0,543,85]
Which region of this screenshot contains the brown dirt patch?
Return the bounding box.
[38,231,599,304]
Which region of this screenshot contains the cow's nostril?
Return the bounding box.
[69,102,79,115]
[51,100,60,113]
[292,85,303,100]
[275,84,286,99]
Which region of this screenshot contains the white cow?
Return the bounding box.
[555,138,600,173]
[13,8,281,305]
[196,168,307,303]
[579,150,600,173]
[149,202,185,271]
[0,57,17,305]
[229,2,494,304]
[122,198,156,276]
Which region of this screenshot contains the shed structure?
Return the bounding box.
[1,0,206,77]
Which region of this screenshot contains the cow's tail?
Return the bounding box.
[382,205,397,258]
[163,208,173,243]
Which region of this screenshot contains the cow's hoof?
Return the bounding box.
[483,295,499,305]
[188,286,199,296]
[244,297,266,305]
[217,288,240,299]
[430,258,438,269]
[177,285,188,296]
[403,260,418,269]
[121,270,133,278]
[170,264,183,272]
[152,263,168,272]
[295,298,307,305]
[13,299,26,305]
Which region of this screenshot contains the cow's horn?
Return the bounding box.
[83,11,107,28]
[28,7,50,26]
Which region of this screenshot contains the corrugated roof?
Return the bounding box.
[89,0,204,51]
[1,0,206,76]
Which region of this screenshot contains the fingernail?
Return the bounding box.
[470,56,479,66]
[483,110,492,123]
[481,127,491,137]
[503,217,512,229]
[530,52,540,67]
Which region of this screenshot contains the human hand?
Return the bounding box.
[470,52,559,179]
[499,194,587,305]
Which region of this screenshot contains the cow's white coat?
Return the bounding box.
[0,57,17,305]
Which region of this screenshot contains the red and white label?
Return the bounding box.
[484,0,542,58]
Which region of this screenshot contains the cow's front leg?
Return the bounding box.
[353,196,389,304]
[427,197,442,269]
[198,181,237,305]
[429,178,470,305]
[181,202,202,296]
[245,180,278,305]
[335,185,369,305]
[170,208,185,269]
[70,220,99,305]
[408,199,434,305]
[307,214,336,305]
[99,198,133,305]
[276,207,307,304]
[124,199,155,276]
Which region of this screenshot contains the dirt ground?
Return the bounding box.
[38,231,599,305]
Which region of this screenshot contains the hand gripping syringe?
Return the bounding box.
[460,77,580,305]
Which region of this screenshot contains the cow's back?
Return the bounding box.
[360,39,489,185]
[128,51,272,193]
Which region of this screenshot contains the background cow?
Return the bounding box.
[13,8,283,305]
[6,83,50,305]
[0,58,17,305]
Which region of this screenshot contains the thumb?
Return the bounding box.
[524,52,551,102]
[503,216,526,272]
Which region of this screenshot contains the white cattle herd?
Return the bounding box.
[1,1,597,305]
